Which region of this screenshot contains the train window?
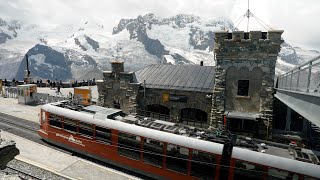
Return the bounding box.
[118,132,141,160]
[166,144,189,174]
[95,126,112,144]
[191,150,216,179]
[49,114,62,128]
[305,176,318,180]
[64,118,77,132]
[79,122,93,138]
[234,160,265,179]
[143,139,164,167]
[268,168,299,180]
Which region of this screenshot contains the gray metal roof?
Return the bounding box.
[135,64,215,93]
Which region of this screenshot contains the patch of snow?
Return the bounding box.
[30,54,46,67]
[147,24,191,51]
[164,55,175,64]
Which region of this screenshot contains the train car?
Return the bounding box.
[38,101,224,179]
[38,101,320,180]
[229,146,320,179]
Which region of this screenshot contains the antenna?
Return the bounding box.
[245,0,253,32]
[234,0,272,31]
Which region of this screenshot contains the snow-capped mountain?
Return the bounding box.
[0,13,319,81]
[276,42,320,75]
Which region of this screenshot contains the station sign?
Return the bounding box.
[162,93,188,103]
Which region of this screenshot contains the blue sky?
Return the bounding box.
[0,0,319,50]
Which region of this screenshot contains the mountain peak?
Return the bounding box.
[0,18,7,26]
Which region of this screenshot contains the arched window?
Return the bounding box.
[180,108,208,128]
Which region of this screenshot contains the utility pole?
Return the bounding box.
[24,54,31,84]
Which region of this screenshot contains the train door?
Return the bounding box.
[40,110,48,132]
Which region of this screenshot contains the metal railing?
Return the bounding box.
[277,55,320,94]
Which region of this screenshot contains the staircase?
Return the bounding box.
[309,122,320,150]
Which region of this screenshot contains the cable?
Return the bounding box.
[233,15,245,30]
[235,15,246,30]
[252,16,268,31]
[253,14,273,30]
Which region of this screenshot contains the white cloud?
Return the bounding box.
[0,0,319,50]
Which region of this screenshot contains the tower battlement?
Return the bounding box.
[215,30,283,42]
[214,30,284,61]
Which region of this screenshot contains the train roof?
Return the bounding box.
[232,147,320,178]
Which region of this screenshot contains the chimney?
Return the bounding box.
[200,61,204,66]
[111,61,124,74]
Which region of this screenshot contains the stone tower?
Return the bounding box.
[211,30,283,139]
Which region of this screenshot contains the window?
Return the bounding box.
[166,144,189,174]
[191,150,216,179]
[79,122,93,138]
[237,80,249,96]
[113,100,120,109]
[244,32,249,39]
[95,126,112,144]
[64,118,77,132]
[234,160,265,179]
[118,132,141,160]
[305,176,318,180]
[49,114,62,128]
[268,168,299,180]
[143,139,164,167]
[243,120,257,132]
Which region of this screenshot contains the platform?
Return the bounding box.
[0,86,98,123]
[0,131,140,180]
[0,86,140,180]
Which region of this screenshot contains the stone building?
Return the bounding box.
[211,30,284,139]
[97,30,284,140]
[135,64,215,128]
[97,62,215,128]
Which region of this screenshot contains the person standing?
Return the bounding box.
[57,84,61,95]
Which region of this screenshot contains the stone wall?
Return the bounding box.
[212,30,283,139]
[137,88,212,127]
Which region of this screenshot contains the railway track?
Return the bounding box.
[0,113,38,132]
[5,166,42,180]
[4,159,67,180]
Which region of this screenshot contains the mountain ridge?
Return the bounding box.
[0,14,319,81]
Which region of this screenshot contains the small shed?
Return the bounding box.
[74,87,92,106]
[17,84,37,104]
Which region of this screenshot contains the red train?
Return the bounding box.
[38,101,320,180]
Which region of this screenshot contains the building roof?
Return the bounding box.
[135,64,215,93]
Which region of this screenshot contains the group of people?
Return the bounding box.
[1,78,96,90]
